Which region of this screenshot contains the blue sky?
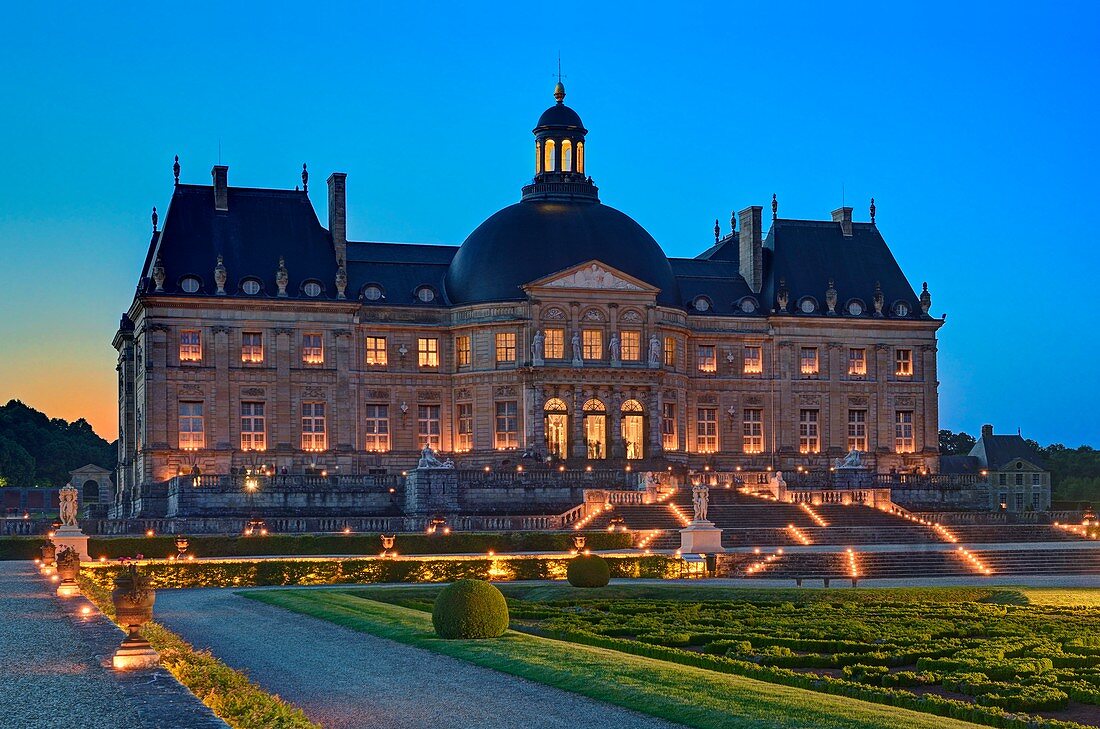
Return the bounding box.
[0,1,1097,444]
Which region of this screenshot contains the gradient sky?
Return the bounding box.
[1,1,1097,445]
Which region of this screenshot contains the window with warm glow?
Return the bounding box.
[495,401,518,449]
[455,335,470,367]
[241,332,263,363]
[544,328,564,359]
[418,337,439,368]
[240,402,265,451]
[302,334,324,365]
[621,331,640,361]
[799,409,820,453]
[697,345,717,373]
[562,139,573,171]
[577,141,584,173]
[455,403,473,452]
[661,402,678,450]
[535,141,542,174]
[848,348,867,377]
[894,410,914,453]
[663,336,676,367]
[365,336,387,366]
[495,332,516,363]
[179,330,202,362]
[800,347,819,376]
[178,401,204,450]
[301,402,326,451]
[743,345,762,374]
[418,405,440,449]
[847,409,867,451]
[895,348,913,377]
[696,407,718,452]
[364,404,389,452]
[743,408,764,454]
[544,139,556,172]
[582,330,602,360]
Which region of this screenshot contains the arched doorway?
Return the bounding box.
[621,399,645,460]
[582,399,607,459]
[544,398,569,460]
[82,479,100,503]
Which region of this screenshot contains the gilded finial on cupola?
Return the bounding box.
[553,81,566,103]
[173,155,180,185]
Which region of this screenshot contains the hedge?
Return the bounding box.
[432,579,509,639]
[0,537,49,560]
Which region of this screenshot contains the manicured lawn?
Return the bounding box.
[246,588,987,729]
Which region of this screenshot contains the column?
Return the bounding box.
[213,326,231,451]
[571,386,585,459]
[648,389,663,456]
[334,330,354,451]
[274,328,294,452]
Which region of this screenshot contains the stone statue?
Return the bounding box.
[417,445,454,469]
[335,266,348,299]
[648,334,661,367]
[214,254,227,295]
[532,330,545,366]
[571,330,582,366]
[691,481,709,522]
[609,333,621,363]
[276,257,289,297]
[834,449,866,470]
[59,485,79,527]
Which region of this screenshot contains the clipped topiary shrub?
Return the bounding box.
[567,554,610,587]
[431,579,509,639]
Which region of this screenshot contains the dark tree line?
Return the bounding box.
[0,400,117,488]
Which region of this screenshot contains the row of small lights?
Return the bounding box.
[571,502,613,530]
[744,548,784,575]
[956,546,992,575]
[1054,522,1099,540]
[787,524,812,545]
[668,501,692,527]
[799,503,829,527]
[635,529,662,550]
[845,547,860,578]
[932,523,958,543]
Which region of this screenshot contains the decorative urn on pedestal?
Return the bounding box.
[111,565,159,670]
[55,546,81,597]
[175,535,189,559]
[40,543,57,568]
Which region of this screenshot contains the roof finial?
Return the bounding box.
[731,211,737,233]
[714,218,720,244]
[869,196,876,224]
[173,155,180,185]
[553,53,566,103]
[771,193,778,220]
[151,206,158,232]
[301,163,309,194]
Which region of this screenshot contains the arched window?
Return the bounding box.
[621,399,644,413]
[561,140,573,171]
[83,479,100,503]
[544,398,568,413]
[535,141,542,174]
[577,142,585,173]
[544,140,556,172]
[582,398,605,412]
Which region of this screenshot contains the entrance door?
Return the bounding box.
[584,415,606,459]
[621,415,644,460]
[545,413,568,459]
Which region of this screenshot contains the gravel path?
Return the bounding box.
[157,588,681,729]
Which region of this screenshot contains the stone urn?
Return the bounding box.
[55,546,81,597]
[41,543,57,566]
[175,535,189,559]
[111,565,159,670]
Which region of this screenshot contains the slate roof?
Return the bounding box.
[970,434,1048,471]
[939,455,983,475]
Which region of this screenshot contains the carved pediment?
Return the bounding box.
[525,260,656,294]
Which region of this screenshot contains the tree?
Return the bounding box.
[0,400,116,488]
[939,429,976,456]
[0,435,35,486]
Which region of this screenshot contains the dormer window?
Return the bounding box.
[799,297,817,314]
[180,276,201,294]
[363,284,384,301]
[847,299,865,316]
[241,278,262,295]
[416,286,436,303]
[738,297,758,314]
[693,296,711,312]
[894,301,910,317]
[302,280,323,297]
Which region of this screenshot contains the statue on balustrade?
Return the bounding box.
[417,445,455,470]
[833,450,866,470]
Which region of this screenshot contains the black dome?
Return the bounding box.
[536,103,585,131]
[445,199,680,306]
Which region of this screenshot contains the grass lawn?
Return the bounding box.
[244,588,986,729]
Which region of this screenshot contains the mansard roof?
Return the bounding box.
[970,434,1048,471]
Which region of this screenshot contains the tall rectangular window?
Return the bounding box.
[1015,473,1023,486]
[455,335,470,367]
[417,405,440,449]
[663,336,676,367]
[302,334,324,365]
[895,348,913,377]
[582,330,602,360]
[800,347,819,376]
[848,348,867,377]
[661,402,678,451]
[241,332,263,363]
[621,331,641,361]
[799,409,820,453]
[364,404,389,452]
[696,407,718,452]
[240,402,266,451]
[743,345,762,375]
[894,410,914,453]
[544,328,564,359]
[495,401,518,449]
[178,401,204,450]
[301,402,326,451]
[1031,473,1040,486]
[743,408,764,454]
[1032,492,1041,509]
[455,403,473,452]
[365,336,388,366]
[495,332,516,363]
[418,338,439,368]
[179,330,202,362]
[847,409,867,451]
[697,345,717,373]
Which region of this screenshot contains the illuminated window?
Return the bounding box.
[365,336,387,366]
[620,331,640,361]
[364,404,389,452]
[179,330,202,362]
[455,403,473,452]
[301,402,327,451]
[743,408,764,454]
[417,405,440,449]
[577,141,584,173]
[178,401,204,450]
[544,328,564,359]
[535,141,542,173]
[696,407,718,453]
[495,401,518,449]
[663,336,676,367]
[544,139,556,172]
[661,402,678,451]
[582,330,602,360]
[240,402,266,451]
[241,332,263,363]
[894,410,914,453]
[847,409,867,451]
[743,345,762,374]
[799,347,819,376]
[799,409,820,454]
[302,334,324,365]
[848,348,867,377]
[495,332,516,363]
[895,348,913,377]
[562,140,573,171]
[697,345,716,373]
[418,337,439,368]
[456,335,470,367]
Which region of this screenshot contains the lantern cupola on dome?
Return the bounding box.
[524,81,595,202]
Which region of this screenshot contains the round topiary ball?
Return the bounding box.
[432,579,509,639]
[567,554,611,588]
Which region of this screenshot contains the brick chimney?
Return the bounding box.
[831,206,853,237]
[211,165,228,211]
[327,172,347,268]
[981,424,994,438]
[737,205,762,294]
